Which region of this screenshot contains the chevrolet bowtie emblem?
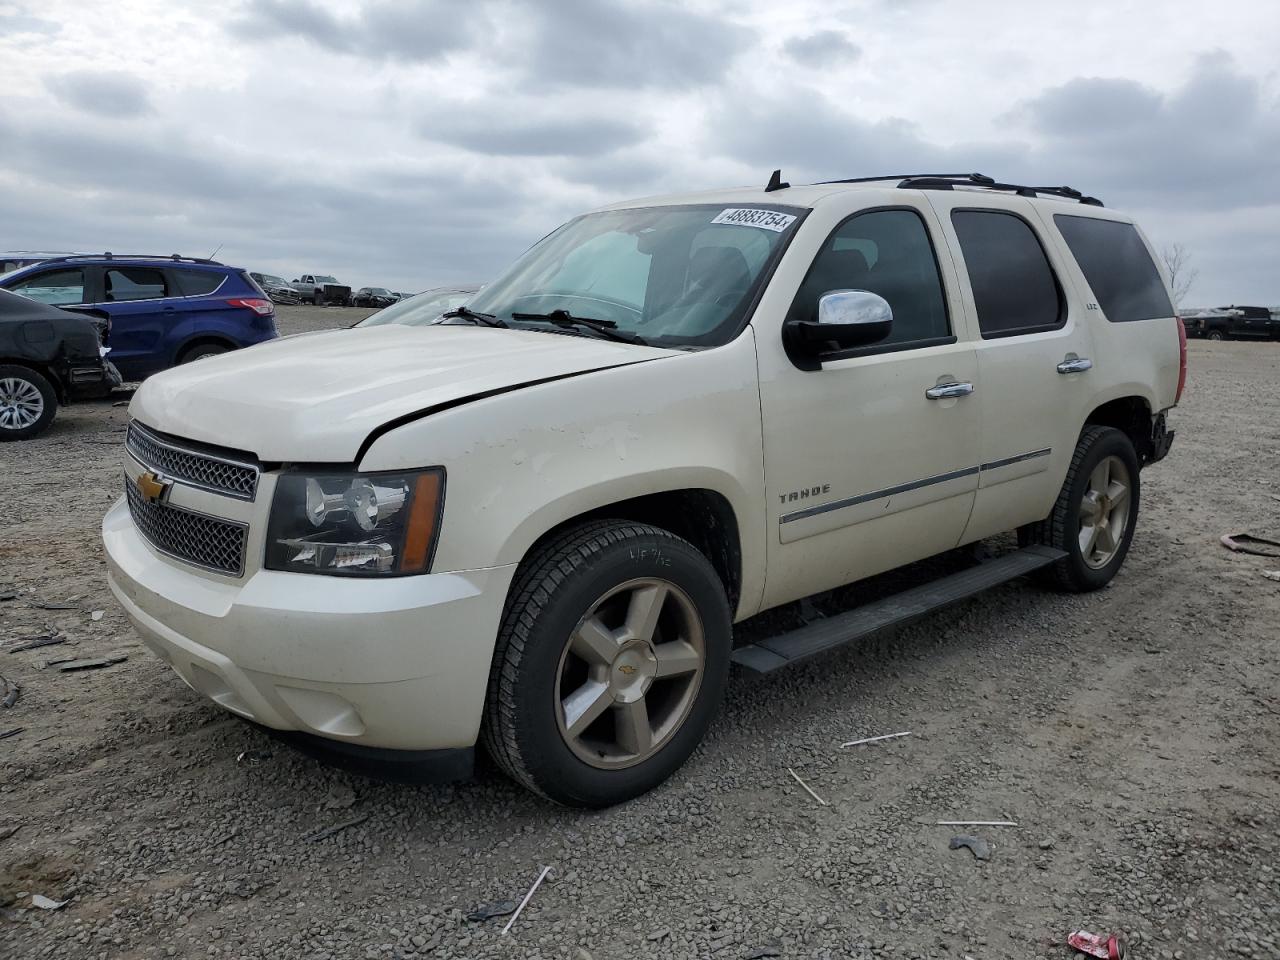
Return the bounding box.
[135,470,172,504]
[617,664,637,676]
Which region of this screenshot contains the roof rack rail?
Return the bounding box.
[896,174,1104,207]
[33,252,227,266]
[817,172,994,185]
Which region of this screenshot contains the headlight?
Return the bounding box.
[265,468,444,576]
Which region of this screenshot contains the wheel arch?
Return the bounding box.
[1082,394,1154,464]
[0,357,65,400]
[174,335,236,364]
[506,485,745,616]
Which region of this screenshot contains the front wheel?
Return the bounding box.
[0,364,57,441]
[179,343,229,364]
[483,521,731,807]
[1020,425,1140,591]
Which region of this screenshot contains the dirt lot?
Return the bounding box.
[2,314,1278,960]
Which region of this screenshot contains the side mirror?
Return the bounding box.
[790,289,893,353]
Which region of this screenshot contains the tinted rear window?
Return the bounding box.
[1053,215,1173,323]
[173,268,226,296]
[951,210,1063,338]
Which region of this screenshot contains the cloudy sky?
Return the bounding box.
[1,0,1276,305]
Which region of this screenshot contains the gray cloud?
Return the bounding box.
[514,0,752,90]
[782,30,861,65]
[44,69,151,117]
[0,11,59,35]
[230,0,484,62]
[416,106,645,158]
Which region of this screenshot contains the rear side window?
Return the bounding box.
[790,208,950,350]
[105,267,167,302]
[173,268,226,296]
[1053,215,1173,323]
[9,268,86,305]
[952,210,1063,338]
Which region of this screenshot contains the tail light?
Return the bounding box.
[225,297,274,317]
[1175,316,1187,404]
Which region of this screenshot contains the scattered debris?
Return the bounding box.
[1067,929,1128,958]
[936,820,1017,827]
[745,945,783,959]
[949,835,992,861]
[31,894,70,910]
[787,767,828,806]
[323,783,357,809]
[1220,532,1280,557]
[300,814,368,842]
[465,900,518,922]
[501,864,553,936]
[56,655,127,672]
[0,727,25,740]
[90,610,104,622]
[1,676,19,709]
[236,749,272,765]
[42,657,78,669]
[646,926,671,941]
[841,730,912,748]
[1262,570,1280,582]
[31,601,78,611]
[7,633,66,653]
[0,825,20,841]
[0,591,15,602]
[1038,838,1055,850]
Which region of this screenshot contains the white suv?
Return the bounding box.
[103,173,1184,807]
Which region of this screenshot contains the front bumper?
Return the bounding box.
[103,497,517,753]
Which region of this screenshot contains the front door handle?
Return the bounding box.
[1057,357,1093,374]
[925,381,974,400]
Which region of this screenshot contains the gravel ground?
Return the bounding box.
[2,310,1278,960]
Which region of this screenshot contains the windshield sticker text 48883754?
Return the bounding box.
[710,208,797,232]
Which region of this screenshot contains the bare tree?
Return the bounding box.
[1161,243,1199,307]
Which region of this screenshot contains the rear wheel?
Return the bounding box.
[1207,330,1225,341]
[1020,425,1140,591]
[0,364,57,441]
[483,520,731,807]
[179,343,229,364]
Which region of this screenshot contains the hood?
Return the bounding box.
[129,324,678,462]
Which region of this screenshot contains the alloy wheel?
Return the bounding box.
[1078,454,1132,568]
[555,578,705,769]
[0,377,44,430]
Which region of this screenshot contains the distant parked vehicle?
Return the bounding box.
[0,289,120,440]
[1,251,78,273]
[0,254,277,381]
[1180,306,1280,341]
[250,272,302,305]
[350,287,398,308]
[293,274,352,306]
[354,286,480,328]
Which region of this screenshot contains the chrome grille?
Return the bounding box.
[126,477,248,576]
[127,422,259,501]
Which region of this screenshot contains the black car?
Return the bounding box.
[0,289,120,440]
[351,287,398,308]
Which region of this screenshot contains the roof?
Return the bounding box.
[597,172,1119,217]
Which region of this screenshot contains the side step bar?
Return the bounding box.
[730,544,1066,674]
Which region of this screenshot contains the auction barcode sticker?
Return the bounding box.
[710,208,797,232]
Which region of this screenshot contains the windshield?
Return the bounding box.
[466,203,803,348]
[355,288,477,328]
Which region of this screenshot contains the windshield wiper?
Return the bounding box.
[440,306,507,327]
[510,309,647,345]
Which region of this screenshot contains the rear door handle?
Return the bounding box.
[925,381,974,400]
[1057,357,1093,374]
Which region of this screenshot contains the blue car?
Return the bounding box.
[0,254,278,380]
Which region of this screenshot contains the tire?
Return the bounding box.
[1020,425,1140,592]
[179,343,229,364]
[0,364,58,441]
[1207,330,1224,341]
[313,293,323,306]
[482,520,731,808]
